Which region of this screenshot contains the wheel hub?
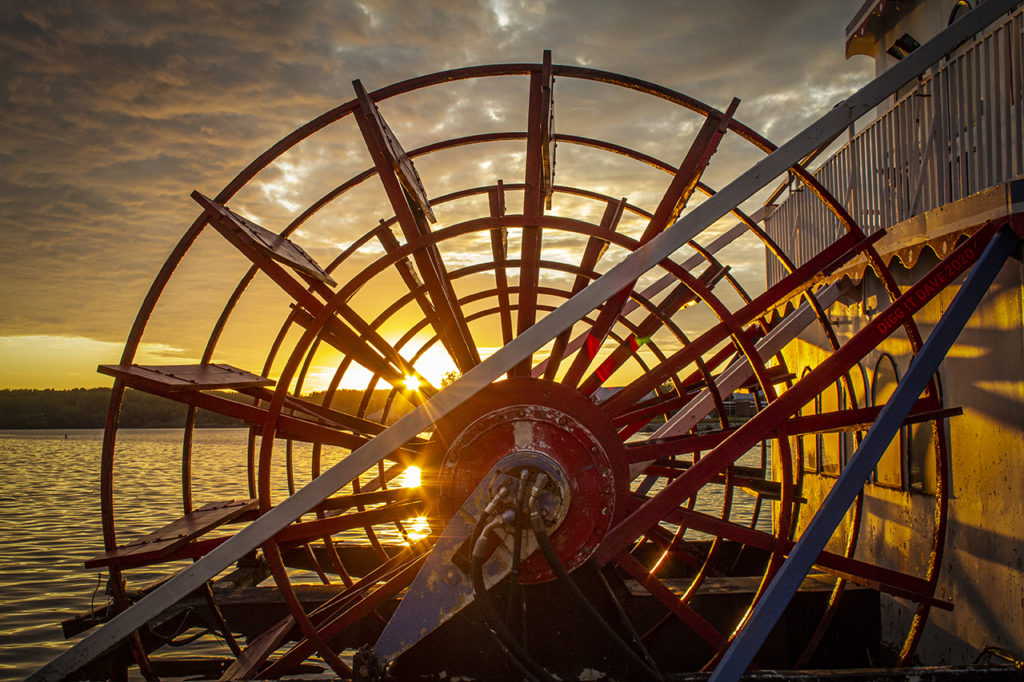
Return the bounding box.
[434,378,626,582]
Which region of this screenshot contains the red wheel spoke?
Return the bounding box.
[259,553,427,677]
[614,341,740,436]
[220,614,296,679]
[664,507,951,609]
[513,51,555,376]
[616,550,727,650]
[580,261,729,395]
[598,223,997,563]
[601,229,869,417]
[533,218,751,382]
[624,398,956,466]
[352,80,480,373]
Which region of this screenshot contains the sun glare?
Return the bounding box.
[402,374,422,391]
[405,515,431,542]
[400,466,422,488]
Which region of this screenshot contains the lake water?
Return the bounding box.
[0,428,770,680]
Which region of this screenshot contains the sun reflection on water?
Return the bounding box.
[398,465,421,488]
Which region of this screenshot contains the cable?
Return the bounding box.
[89,572,103,615]
[529,507,665,682]
[505,507,526,640]
[506,469,531,640]
[587,557,661,672]
[469,509,555,682]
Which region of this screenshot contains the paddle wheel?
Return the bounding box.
[42,9,1024,677]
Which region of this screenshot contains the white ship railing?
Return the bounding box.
[766,7,1024,286]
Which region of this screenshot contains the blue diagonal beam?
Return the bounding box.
[710,225,1022,682]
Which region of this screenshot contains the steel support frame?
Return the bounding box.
[597,219,1002,563]
[710,223,1024,680]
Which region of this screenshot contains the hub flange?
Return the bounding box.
[433,378,628,582]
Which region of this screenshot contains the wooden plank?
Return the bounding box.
[488,182,514,346]
[353,82,435,222]
[85,500,257,569]
[97,363,273,392]
[196,193,336,285]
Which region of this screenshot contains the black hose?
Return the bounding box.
[587,558,661,672]
[506,470,530,638]
[530,514,665,682]
[505,510,526,639]
[469,512,555,682]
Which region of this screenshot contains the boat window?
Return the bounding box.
[841,363,870,467]
[907,373,943,495]
[872,354,905,489]
[948,0,972,25]
[819,380,842,476]
[799,366,818,473]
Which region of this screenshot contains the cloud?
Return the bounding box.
[0,0,872,388]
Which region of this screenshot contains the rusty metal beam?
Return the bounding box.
[512,50,555,376]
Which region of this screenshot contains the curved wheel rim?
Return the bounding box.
[95,54,950,677]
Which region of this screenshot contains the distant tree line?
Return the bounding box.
[0,387,402,429]
[0,388,240,429]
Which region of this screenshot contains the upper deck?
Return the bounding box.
[766,5,1023,286]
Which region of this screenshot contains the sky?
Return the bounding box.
[0,0,875,391]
